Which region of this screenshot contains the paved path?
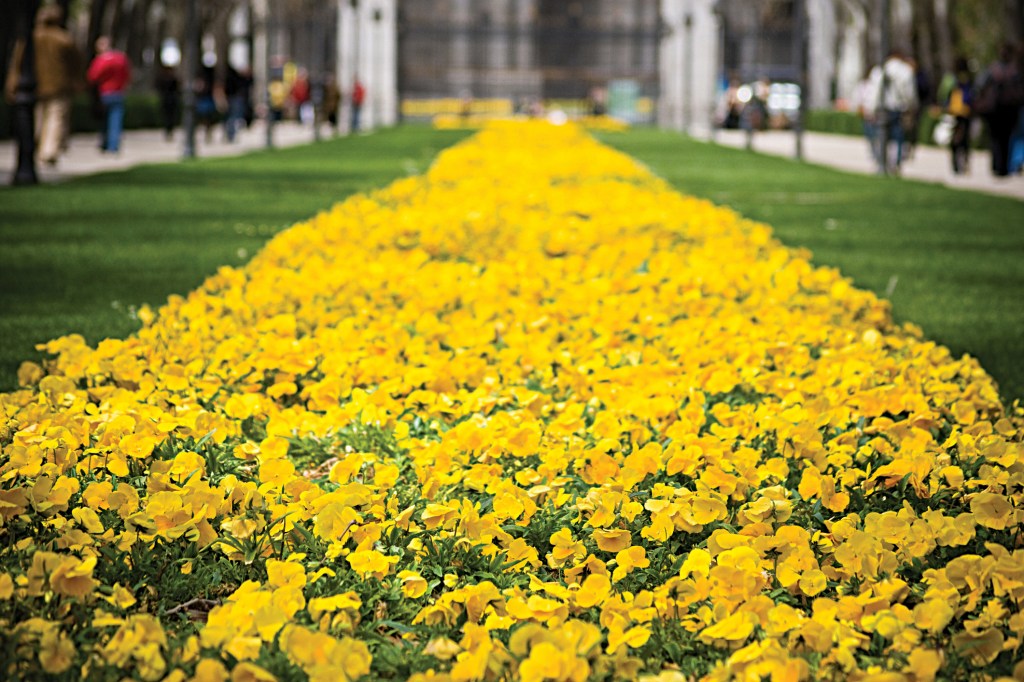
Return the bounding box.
[712,128,1024,201]
[0,120,328,185]
[2,121,1022,201]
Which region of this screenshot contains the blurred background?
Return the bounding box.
[2,0,1023,139]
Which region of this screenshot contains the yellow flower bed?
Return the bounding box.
[2,121,1023,681]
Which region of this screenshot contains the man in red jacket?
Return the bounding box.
[87,36,131,153]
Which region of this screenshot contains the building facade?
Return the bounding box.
[397,0,660,102]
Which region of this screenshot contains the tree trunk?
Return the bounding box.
[109,0,128,51]
[932,0,954,74]
[87,0,110,56]
[892,0,914,52]
[914,0,936,87]
[1007,0,1024,40]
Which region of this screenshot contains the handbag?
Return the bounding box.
[932,114,955,146]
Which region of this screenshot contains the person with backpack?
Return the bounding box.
[975,44,1024,177]
[940,57,975,175]
[871,48,918,175]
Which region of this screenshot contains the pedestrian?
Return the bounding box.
[873,48,918,175]
[4,6,83,166]
[321,72,341,133]
[87,36,131,154]
[902,58,931,161]
[852,67,882,166]
[940,57,974,175]
[975,44,1024,177]
[154,63,180,141]
[224,65,252,143]
[193,65,219,143]
[291,69,312,125]
[350,76,365,133]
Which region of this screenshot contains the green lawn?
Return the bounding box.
[598,129,1024,404]
[0,126,471,391]
[2,124,1023,404]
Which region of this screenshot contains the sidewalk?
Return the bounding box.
[3,121,1023,201]
[711,128,1024,201]
[0,120,327,185]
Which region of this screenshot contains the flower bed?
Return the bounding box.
[1,121,1021,681]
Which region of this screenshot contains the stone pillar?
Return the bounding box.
[836,0,868,106]
[686,0,720,137]
[659,0,685,130]
[450,0,473,95]
[358,0,376,130]
[806,0,837,109]
[489,0,510,71]
[659,0,719,136]
[336,0,358,133]
[376,0,397,126]
[514,0,533,70]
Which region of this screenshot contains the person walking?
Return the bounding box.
[87,36,131,154]
[350,76,365,133]
[873,48,918,175]
[940,58,975,175]
[975,44,1024,177]
[321,72,341,134]
[154,63,180,141]
[223,65,252,143]
[853,68,882,166]
[4,6,82,166]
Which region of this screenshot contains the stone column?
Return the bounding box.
[514,0,534,70]
[806,0,837,109]
[450,0,473,95]
[658,0,685,130]
[359,0,376,130]
[836,0,868,106]
[659,0,719,136]
[686,0,720,137]
[336,0,358,133]
[376,0,397,126]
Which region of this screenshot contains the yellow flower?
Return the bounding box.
[592,529,632,553]
[192,659,230,682]
[549,528,586,567]
[46,553,97,598]
[970,492,1014,529]
[398,570,429,599]
[797,569,827,597]
[347,549,399,579]
[574,573,612,609]
[612,546,649,583]
[952,627,1004,665]
[38,626,76,674]
[606,625,651,655]
[699,610,757,645]
[230,662,277,682]
[0,572,14,599]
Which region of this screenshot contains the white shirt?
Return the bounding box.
[880,57,918,112]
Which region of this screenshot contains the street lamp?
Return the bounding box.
[10,0,40,185]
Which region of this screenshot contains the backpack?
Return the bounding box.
[976,63,1024,115]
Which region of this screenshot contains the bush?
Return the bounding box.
[804,107,988,149]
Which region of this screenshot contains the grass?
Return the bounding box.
[597,129,1024,404]
[2,124,1022,403]
[0,126,471,391]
